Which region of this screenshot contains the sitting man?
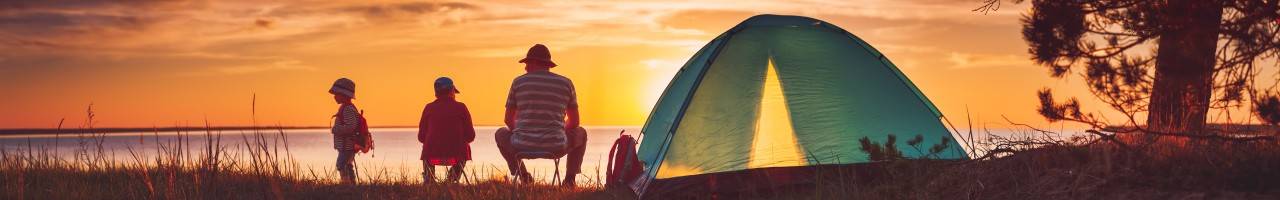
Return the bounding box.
[495,44,587,187]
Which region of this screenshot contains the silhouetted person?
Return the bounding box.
[329,78,359,184]
[418,77,475,184]
[495,44,587,187]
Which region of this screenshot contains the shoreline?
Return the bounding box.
[0,125,642,136]
[0,126,410,135]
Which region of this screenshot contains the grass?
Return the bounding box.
[0,104,632,199]
[9,131,1277,200]
[0,125,636,199]
[808,140,1280,199]
[646,130,1280,199]
[3,105,1280,199]
[793,129,1280,199]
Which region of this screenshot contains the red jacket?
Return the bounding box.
[418,97,475,163]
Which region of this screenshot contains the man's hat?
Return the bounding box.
[329,78,356,98]
[434,77,461,94]
[518,44,557,67]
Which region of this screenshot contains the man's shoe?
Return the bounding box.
[561,175,576,188]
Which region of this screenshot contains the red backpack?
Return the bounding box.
[352,110,374,154]
[336,108,375,154]
[606,130,644,188]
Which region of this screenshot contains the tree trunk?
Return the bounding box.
[1146,0,1223,135]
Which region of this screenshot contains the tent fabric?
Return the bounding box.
[631,14,969,197]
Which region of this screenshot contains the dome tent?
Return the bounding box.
[630,14,970,197]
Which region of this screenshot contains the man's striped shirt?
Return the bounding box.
[506,71,577,152]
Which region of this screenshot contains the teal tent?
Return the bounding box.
[630,14,970,197]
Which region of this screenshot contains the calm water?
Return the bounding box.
[0,126,638,184]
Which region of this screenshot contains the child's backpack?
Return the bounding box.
[606,130,644,188]
[352,110,375,154]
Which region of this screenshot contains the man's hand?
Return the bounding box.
[564,107,580,133]
[504,107,518,131]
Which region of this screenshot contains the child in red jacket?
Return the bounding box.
[418,77,476,183]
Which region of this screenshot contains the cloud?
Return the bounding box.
[0,12,154,37]
[216,60,315,74]
[657,9,757,33]
[947,52,1028,69]
[0,1,488,59]
[175,59,316,76]
[262,1,483,26]
[874,44,943,54]
[643,58,686,70]
[254,18,274,28]
[3,0,1010,58]
[0,0,1033,72]
[0,37,64,49]
[337,1,480,19]
[0,0,190,12]
[453,46,533,58]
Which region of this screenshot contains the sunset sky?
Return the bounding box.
[1,0,1264,129]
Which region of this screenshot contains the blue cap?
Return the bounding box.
[434,77,460,94]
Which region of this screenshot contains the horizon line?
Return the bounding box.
[0,124,645,135]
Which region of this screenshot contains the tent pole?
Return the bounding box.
[640,26,744,198]
[940,115,974,158]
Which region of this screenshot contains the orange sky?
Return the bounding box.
[0,0,1268,129]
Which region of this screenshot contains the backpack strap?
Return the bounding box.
[334,104,358,128]
[607,135,621,180]
[358,109,366,130]
[619,135,636,177]
[357,109,376,157]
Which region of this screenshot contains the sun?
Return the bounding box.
[640,59,685,117]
